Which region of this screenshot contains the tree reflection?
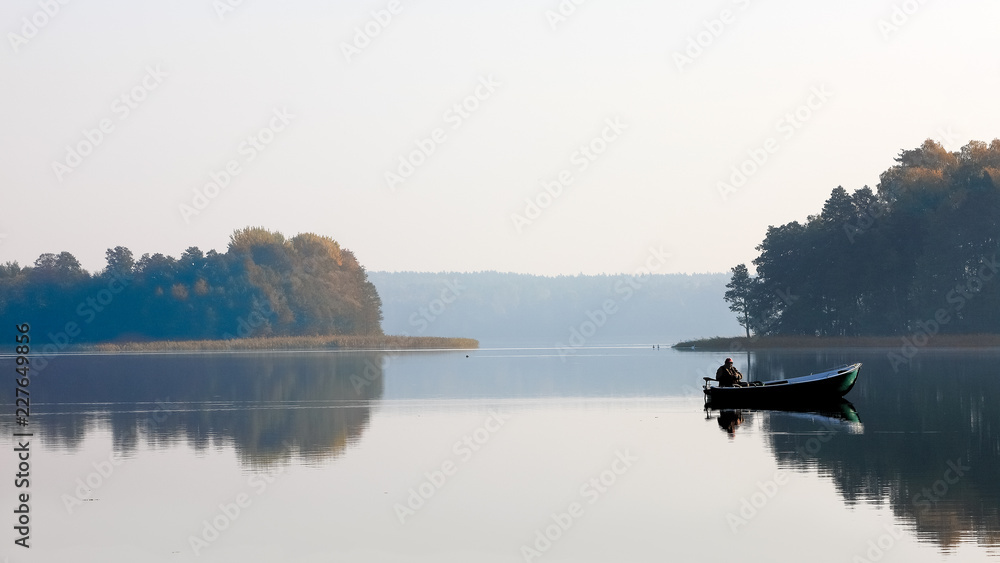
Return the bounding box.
[753,352,1000,553]
[1,352,384,467]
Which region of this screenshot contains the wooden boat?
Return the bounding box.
[703,363,861,408]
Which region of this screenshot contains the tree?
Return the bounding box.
[31,252,87,286]
[742,138,1000,336]
[0,228,385,342]
[179,247,206,273]
[0,261,21,279]
[105,246,135,277]
[820,186,855,225]
[33,253,57,270]
[724,264,758,338]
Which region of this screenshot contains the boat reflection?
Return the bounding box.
[706,399,861,439]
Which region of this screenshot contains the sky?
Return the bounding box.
[2,0,999,276]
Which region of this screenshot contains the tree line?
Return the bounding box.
[0,227,383,343]
[725,139,1000,336]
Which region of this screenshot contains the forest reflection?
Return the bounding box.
[733,352,1000,553]
[1,352,384,467]
[7,348,1000,554]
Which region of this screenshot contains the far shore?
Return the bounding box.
[672,334,1000,351]
[72,334,479,353]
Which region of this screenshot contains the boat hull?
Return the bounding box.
[704,363,860,408]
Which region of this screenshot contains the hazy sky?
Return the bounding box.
[3,0,999,276]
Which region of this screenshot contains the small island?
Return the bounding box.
[0,227,477,352]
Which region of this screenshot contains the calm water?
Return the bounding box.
[1,347,999,562]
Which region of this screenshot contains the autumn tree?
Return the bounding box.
[0,228,384,342]
[746,138,1000,336]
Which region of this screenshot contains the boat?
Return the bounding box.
[703,363,861,408]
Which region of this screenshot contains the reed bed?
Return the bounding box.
[80,335,479,353]
[673,334,1000,350]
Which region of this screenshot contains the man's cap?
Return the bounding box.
[725,358,732,363]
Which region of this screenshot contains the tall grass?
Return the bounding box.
[673,334,1000,350]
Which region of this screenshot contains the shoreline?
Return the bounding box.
[672,334,1000,351]
[72,335,479,353]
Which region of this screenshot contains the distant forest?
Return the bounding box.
[0,227,383,343]
[726,139,1000,336]
[368,271,740,347]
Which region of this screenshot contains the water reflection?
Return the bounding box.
[2,347,999,558]
[715,409,745,437]
[708,401,860,445]
[0,352,385,467]
[721,351,1000,553]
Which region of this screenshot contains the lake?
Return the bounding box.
[1,347,999,562]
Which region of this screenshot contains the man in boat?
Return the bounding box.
[716,358,747,387]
